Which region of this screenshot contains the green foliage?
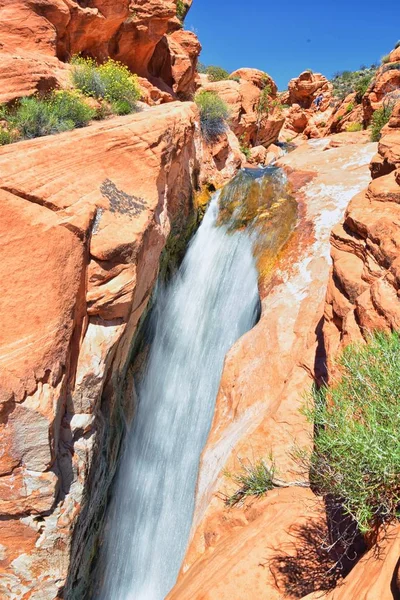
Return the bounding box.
[345,102,355,113]
[239,135,251,159]
[229,76,241,83]
[354,73,374,102]
[0,128,14,146]
[176,0,187,22]
[332,66,377,100]
[303,331,400,534]
[346,122,363,132]
[381,54,391,64]
[205,65,230,82]
[224,458,275,507]
[370,103,394,141]
[71,56,140,112]
[195,90,229,142]
[8,91,95,139]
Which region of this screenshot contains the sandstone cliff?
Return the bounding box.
[0,100,222,599]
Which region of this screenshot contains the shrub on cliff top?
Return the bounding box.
[303,331,400,535]
[195,90,229,142]
[71,56,140,114]
[204,65,230,82]
[370,103,394,141]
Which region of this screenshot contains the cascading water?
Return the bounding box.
[95,168,296,600]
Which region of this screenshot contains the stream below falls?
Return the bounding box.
[94,167,297,600]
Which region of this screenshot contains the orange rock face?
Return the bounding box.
[0,102,204,599]
[304,526,400,600]
[323,101,400,365]
[288,70,333,109]
[169,488,332,600]
[169,134,377,599]
[200,69,285,148]
[0,0,201,103]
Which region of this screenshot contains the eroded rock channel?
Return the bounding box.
[92,167,296,599]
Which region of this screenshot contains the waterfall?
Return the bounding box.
[95,168,294,600]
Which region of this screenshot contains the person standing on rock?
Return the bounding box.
[314,93,324,110]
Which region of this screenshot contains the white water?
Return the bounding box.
[96,190,260,600]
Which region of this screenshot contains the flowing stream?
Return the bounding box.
[95,168,295,600]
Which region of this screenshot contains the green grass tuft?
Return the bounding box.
[303,331,400,534]
[224,458,275,507]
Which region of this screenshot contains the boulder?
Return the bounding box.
[199,69,285,148]
[149,29,202,99]
[288,70,333,109]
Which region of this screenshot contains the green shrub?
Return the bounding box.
[197,62,208,74]
[176,0,187,22]
[370,103,394,141]
[354,73,374,102]
[381,54,391,64]
[224,458,275,507]
[205,65,230,82]
[0,128,14,146]
[229,76,241,83]
[346,122,363,132]
[345,102,354,113]
[71,56,140,112]
[195,90,229,142]
[303,331,400,534]
[239,135,251,159]
[9,91,95,139]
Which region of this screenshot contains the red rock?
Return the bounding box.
[149,29,202,98]
[288,70,333,109]
[0,102,206,598]
[168,489,329,600]
[199,70,284,148]
[304,526,400,600]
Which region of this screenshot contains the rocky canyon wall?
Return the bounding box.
[0,101,205,599]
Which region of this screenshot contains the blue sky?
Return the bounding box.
[186,0,400,90]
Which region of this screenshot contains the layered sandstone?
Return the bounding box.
[0,102,204,599]
[169,134,377,599]
[287,70,333,109]
[0,0,200,104]
[323,101,400,365]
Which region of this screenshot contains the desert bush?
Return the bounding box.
[71,56,140,112]
[303,331,400,534]
[205,65,230,82]
[346,122,363,132]
[332,67,377,100]
[345,102,354,113]
[195,90,229,142]
[224,457,275,507]
[354,73,374,102]
[239,135,251,159]
[176,0,186,22]
[0,128,14,145]
[370,102,394,141]
[381,54,391,64]
[9,91,95,139]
